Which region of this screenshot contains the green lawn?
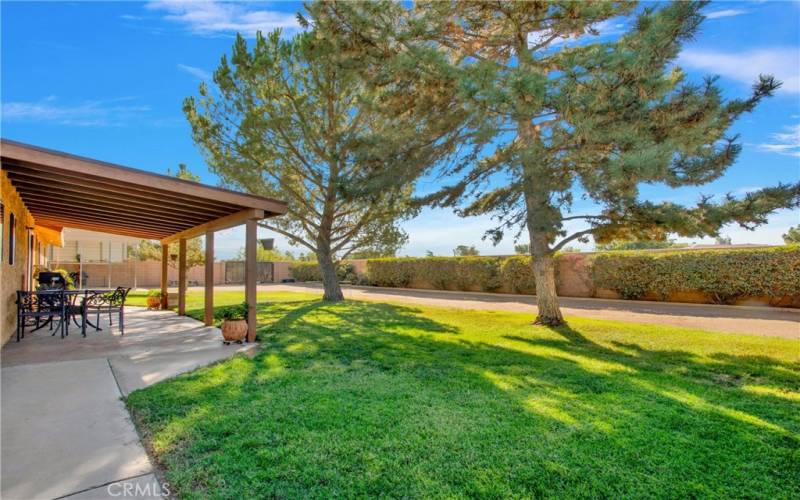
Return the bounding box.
[126,292,799,498]
[127,290,274,310]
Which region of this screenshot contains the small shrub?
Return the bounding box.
[337,262,358,283]
[290,261,361,282]
[290,262,322,282]
[215,302,248,321]
[500,256,537,294]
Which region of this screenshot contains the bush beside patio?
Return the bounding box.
[126,293,799,498]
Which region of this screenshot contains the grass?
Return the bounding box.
[126,290,263,310]
[126,292,800,498]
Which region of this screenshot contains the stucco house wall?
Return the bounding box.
[1,170,39,344]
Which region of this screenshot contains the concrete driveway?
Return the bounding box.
[1,308,255,499]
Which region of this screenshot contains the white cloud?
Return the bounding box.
[705,9,748,19]
[679,47,800,94]
[120,14,144,21]
[755,123,800,157]
[145,1,300,37]
[1,96,149,126]
[177,63,211,80]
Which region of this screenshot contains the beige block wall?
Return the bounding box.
[273,261,293,282]
[1,170,38,345]
[54,261,228,289]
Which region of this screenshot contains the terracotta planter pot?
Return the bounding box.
[221,319,248,342]
[146,296,161,309]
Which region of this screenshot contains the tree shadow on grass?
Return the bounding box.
[128,298,800,499]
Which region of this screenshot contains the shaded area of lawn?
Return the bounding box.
[127,294,800,498]
[126,290,319,312]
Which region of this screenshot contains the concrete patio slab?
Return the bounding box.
[1,359,151,500]
[1,307,257,499]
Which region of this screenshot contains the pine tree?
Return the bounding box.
[184,28,445,301]
[784,226,800,244]
[130,164,204,268]
[315,0,799,324]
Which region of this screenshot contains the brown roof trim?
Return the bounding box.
[0,138,287,216]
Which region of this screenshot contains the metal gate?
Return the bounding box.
[224,261,273,284]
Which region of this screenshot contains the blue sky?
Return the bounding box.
[2,1,798,258]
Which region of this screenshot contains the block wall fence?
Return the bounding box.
[44,248,798,309]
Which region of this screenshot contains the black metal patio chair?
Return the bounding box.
[16,290,68,341]
[83,287,131,335]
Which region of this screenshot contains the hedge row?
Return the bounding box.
[592,246,800,303]
[290,261,358,283]
[365,256,538,293]
[360,246,800,304]
[288,247,800,305]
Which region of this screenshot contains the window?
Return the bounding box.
[9,211,15,266]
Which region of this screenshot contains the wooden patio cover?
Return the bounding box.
[2,139,287,340]
[0,139,287,242]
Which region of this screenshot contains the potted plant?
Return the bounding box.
[146,290,163,310]
[217,302,249,344]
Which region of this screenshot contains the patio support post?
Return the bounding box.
[245,218,257,342]
[178,238,187,316]
[204,231,214,326]
[160,243,169,309]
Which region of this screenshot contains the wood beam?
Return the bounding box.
[204,231,214,327]
[22,199,192,231]
[14,185,213,224]
[34,218,167,240]
[161,209,265,245]
[5,170,235,218]
[178,238,187,316]
[1,141,288,214]
[161,243,169,309]
[245,219,257,342]
[25,209,184,238]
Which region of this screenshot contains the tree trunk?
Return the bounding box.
[317,251,344,302]
[531,251,563,326]
[525,200,565,326]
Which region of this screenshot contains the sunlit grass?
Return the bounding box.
[126,289,320,311]
[127,292,800,498]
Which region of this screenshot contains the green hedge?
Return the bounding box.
[290,261,358,283]
[592,246,800,303]
[290,262,322,282]
[363,247,800,304]
[365,256,538,293]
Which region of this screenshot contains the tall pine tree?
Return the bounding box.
[184,28,451,301]
[315,0,799,324]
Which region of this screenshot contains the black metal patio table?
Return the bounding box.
[63,289,116,336]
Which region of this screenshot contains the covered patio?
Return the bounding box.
[1,306,258,499]
[1,140,286,498]
[1,139,287,344]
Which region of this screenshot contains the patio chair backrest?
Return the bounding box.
[112,287,131,307]
[85,287,131,308]
[17,290,67,315]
